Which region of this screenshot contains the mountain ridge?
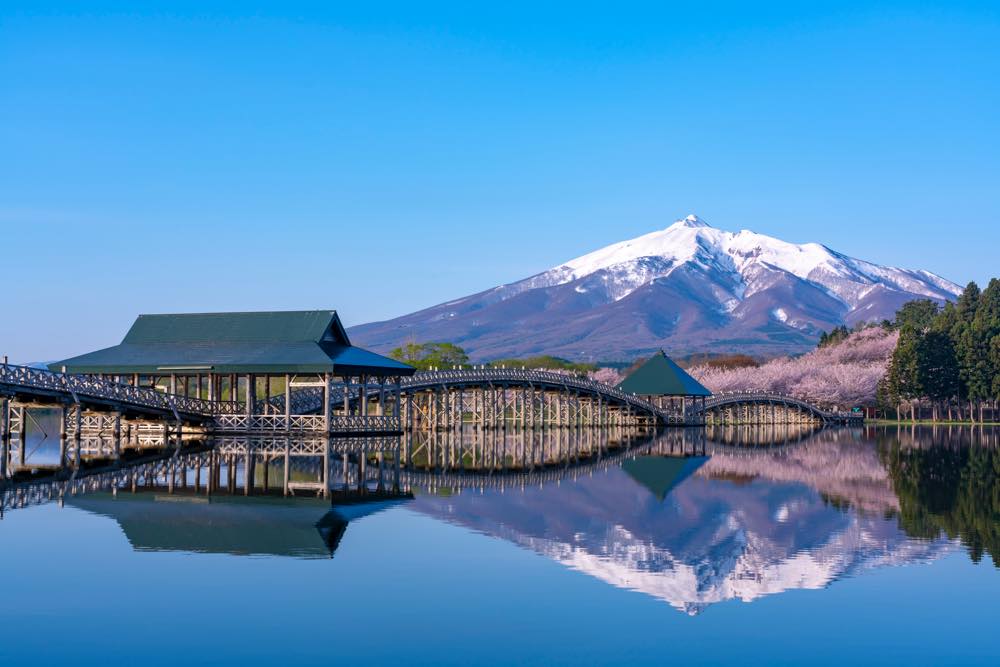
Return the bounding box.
[351,215,961,360]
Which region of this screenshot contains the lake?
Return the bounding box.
[2,425,999,665]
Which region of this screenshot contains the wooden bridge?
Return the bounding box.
[377,369,857,430]
[2,362,859,479]
[702,391,861,426]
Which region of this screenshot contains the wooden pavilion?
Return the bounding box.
[49,310,414,429]
[616,350,711,423]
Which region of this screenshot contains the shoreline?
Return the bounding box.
[869,419,1000,427]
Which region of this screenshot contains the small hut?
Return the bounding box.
[616,350,711,423]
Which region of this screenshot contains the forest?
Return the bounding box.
[881,279,1000,422]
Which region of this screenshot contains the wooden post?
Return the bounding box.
[284,373,291,429]
[394,377,401,431]
[283,440,290,497]
[323,372,331,432]
[246,374,254,417]
[73,405,82,467]
[0,398,8,479]
[244,445,254,496]
[323,437,330,498]
[360,374,368,417]
[113,412,122,460]
[58,405,67,469]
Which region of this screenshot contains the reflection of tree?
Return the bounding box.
[881,440,1000,565]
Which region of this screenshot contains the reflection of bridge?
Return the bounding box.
[1,419,865,516]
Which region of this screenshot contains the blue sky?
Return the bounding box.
[2,1,998,361]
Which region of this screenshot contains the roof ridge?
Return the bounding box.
[135,309,338,317]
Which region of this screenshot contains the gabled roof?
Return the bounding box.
[50,310,413,376]
[617,350,711,397]
[68,493,409,559]
[123,310,350,345]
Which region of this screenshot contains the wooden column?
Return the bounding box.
[245,374,254,417]
[393,377,401,424]
[323,372,331,432]
[0,398,8,479]
[244,445,254,496]
[58,405,67,469]
[284,373,291,427]
[73,405,82,467]
[283,440,291,497]
[113,412,122,460]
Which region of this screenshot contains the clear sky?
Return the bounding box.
[2,1,998,362]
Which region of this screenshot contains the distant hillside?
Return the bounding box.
[689,326,898,408]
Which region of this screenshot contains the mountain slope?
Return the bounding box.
[351,215,960,360]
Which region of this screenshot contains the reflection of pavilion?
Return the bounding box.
[621,455,707,501]
[69,493,406,559]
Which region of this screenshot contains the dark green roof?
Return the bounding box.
[621,456,708,501]
[67,493,403,559]
[51,310,414,376]
[123,310,347,345]
[616,350,712,397]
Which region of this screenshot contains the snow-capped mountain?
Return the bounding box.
[351,215,961,359]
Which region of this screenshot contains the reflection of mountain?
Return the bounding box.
[413,440,953,614]
[69,494,404,559]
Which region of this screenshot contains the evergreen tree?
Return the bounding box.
[885,281,1000,420]
[968,280,1000,402]
[950,282,982,404]
[894,299,939,331]
[916,329,960,404]
[884,326,924,411]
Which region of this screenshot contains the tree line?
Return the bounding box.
[388,342,598,375]
[881,279,1000,422]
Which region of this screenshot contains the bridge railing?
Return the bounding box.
[702,390,860,421]
[402,368,663,414]
[0,363,245,418]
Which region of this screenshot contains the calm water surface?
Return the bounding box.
[2,425,1000,665]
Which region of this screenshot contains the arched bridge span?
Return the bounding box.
[701,391,860,425]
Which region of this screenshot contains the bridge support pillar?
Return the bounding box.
[113,412,122,460]
[0,398,8,479]
[59,405,67,469]
[73,405,81,467]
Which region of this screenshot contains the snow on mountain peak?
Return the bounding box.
[540,215,960,309]
[349,213,963,359]
[674,214,710,228]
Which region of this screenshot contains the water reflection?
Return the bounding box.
[2,424,999,614]
[412,427,966,614]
